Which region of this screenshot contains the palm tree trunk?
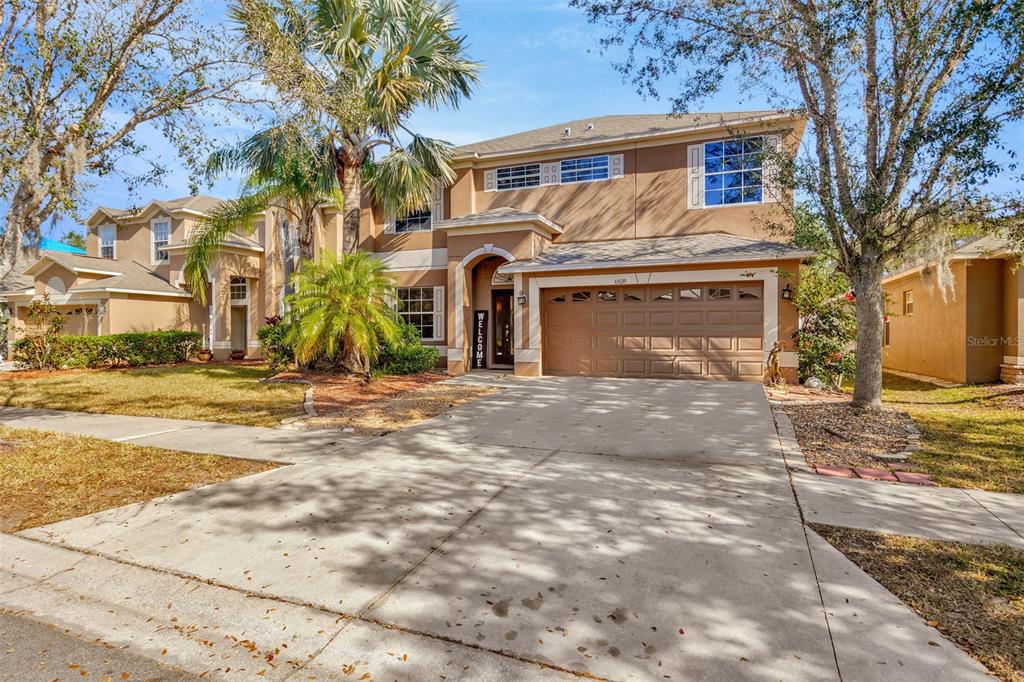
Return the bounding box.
[339,165,361,255]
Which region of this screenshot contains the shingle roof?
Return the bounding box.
[25,251,126,275]
[433,207,562,234]
[91,194,225,223]
[498,232,814,274]
[69,260,187,296]
[453,111,795,158]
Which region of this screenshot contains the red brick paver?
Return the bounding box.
[814,465,856,478]
[894,471,938,486]
[852,467,899,482]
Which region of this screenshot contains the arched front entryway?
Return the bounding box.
[451,244,516,372]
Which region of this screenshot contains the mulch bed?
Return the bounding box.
[814,524,1024,681]
[980,384,1024,410]
[782,400,916,469]
[274,371,500,436]
[275,370,448,413]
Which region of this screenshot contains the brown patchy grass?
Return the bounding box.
[0,426,275,532]
[813,524,1024,681]
[783,402,912,468]
[288,371,500,436]
[0,363,306,426]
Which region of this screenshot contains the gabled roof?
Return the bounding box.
[85,194,225,226]
[433,207,562,236]
[498,232,814,274]
[882,234,1016,284]
[453,111,798,160]
[23,252,125,277]
[161,231,264,254]
[69,260,189,297]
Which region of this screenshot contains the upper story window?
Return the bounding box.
[703,136,764,206]
[496,164,540,190]
[395,210,432,233]
[560,155,609,184]
[230,277,248,303]
[903,290,914,315]
[151,219,170,262]
[98,225,115,259]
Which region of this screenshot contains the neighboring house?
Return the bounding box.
[882,235,1022,385]
[364,111,811,381]
[1,195,345,358]
[2,111,812,380]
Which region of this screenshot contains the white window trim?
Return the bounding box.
[150,217,171,264]
[98,224,116,259]
[558,154,611,185]
[393,210,433,233]
[689,134,781,209]
[229,277,249,306]
[484,154,624,192]
[395,285,445,342]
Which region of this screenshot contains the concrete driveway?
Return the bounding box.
[6,377,988,681]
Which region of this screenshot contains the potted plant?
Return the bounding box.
[197,348,213,362]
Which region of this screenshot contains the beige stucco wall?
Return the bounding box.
[104,294,207,335]
[883,263,968,383]
[1004,265,1022,361]
[363,118,806,254]
[965,260,1005,383]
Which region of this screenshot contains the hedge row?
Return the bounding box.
[12,330,202,370]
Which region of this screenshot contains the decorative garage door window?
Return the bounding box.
[396,286,445,341]
[703,137,763,205]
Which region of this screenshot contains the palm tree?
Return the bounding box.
[285,250,401,373]
[231,0,480,252]
[183,139,340,302]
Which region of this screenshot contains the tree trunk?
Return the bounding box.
[0,185,47,281]
[339,165,361,255]
[851,243,886,409]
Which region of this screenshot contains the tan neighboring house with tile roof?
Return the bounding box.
[3,195,348,359]
[882,235,1023,385]
[359,110,811,381]
[4,111,812,379]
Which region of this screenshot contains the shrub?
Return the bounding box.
[12,330,201,370]
[256,315,294,370]
[375,320,439,375]
[793,263,857,388]
[13,295,67,370]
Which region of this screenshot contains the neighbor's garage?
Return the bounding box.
[541,282,765,380]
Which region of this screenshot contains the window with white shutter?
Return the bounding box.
[396,286,445,341]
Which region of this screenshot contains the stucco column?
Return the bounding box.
[1001,267,1024,383]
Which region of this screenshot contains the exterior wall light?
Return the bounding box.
[781,283,793,300]
[517,292,528,306]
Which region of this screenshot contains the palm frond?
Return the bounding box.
[184,190,277,303]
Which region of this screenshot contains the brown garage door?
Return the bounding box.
[542,282,765,380]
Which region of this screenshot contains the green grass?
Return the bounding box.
[814,524,1024,681]
[0,363,306,427]
[0,426,275,532]
[876,373,1024,493]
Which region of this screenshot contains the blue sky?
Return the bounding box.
[49,0,1022,239]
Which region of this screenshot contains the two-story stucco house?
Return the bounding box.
[364,111,811,381]
[4,111,811,380]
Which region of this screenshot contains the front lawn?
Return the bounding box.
[814,524,1024,681]
[881,375,1024,493]
[0,426,274,532]
[0,363,306,427]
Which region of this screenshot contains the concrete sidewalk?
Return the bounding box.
[0,406,368,463]
[774,407,1024,547]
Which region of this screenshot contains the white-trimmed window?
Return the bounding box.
[394,210,432,233]
[230,277,248,303]
[396,286,444,341]
[151,219,170,262]
[703,137,764,206]
[560,155,609,184]
[99,225,115,259]
[495,164,540,190]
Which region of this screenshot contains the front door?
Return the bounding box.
[492,290,514,366]
[230,306,248,353]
